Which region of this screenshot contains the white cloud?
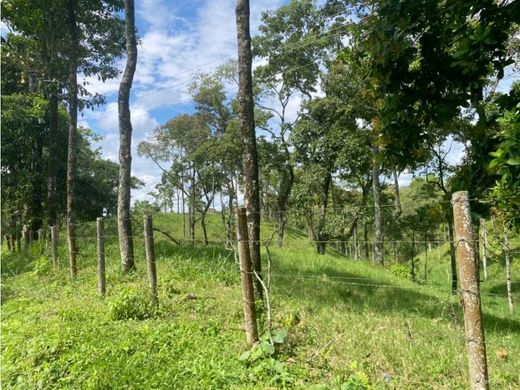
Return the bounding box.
[79,73,122,97]
[83,0,287,204]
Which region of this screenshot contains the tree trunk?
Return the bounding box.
[228,187,236,245]
[353,227,359,260]
[189,202,196,241]
[220,192,229,245]
[411,230,416,282]
[117,0,137,272]
[363,220,369,259]
[447,213,458,295]
[372,144,383,265]
[316,172,331,255]
[235,0,262,298]
[31,130,44,235]
[201,214,208,245]
[480,218,488,280]
[47,91,58,227]
[393,169,402,219]
[66,0,78,279]
[504,230,513,315]
[277,168,294,247]
[181,177,186,239]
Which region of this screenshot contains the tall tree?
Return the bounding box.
[66,0,79,278]
[118,0,138,272]
[236,0,262,297]
[2,1,68,227]
[372,141,384,265]
[253,0,335,245]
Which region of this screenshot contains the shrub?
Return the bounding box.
[33,255,52,276]
[109,288,157,320]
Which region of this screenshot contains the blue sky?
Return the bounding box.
[78,0,288,203]
[70,0,518,203]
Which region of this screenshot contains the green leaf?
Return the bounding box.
[506,157,520,166]
[271,329,288,344]
[239,350,252,361]
[250,347,264,361]
[260,341,275,355]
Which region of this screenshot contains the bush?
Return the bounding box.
[391,263,411,279]
[33,255,52,276]
[109,288,157,320]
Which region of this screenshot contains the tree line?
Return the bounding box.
[138,0,519,289]
[1,0,139,274]
[2,0,519,287]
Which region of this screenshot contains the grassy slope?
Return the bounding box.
[1,213,519,389]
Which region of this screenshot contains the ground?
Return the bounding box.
[1,213,519,389]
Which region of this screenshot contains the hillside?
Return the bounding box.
[1,213,519,389]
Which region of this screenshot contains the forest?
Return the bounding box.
[1,0,519,389]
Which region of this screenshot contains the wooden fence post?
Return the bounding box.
[23,225,30,252]
[37,228,44,254]
[479,218,488,280]
[411,231,416,282]
[424,232,428,283]
[504,230,513,316]
[452,191,489,390]
[144,215,158,301]
[51,226,58,268]
[236,208,258,345]
[97,217,106,296]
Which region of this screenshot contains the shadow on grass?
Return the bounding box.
[273,259,520,335]
[487,282,520,296]
[155,241,234,263]
[1,250,34,277]
[283,226,308,240]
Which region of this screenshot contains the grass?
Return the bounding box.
[1,212,519,389]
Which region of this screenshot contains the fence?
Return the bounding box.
[3,192,518,389]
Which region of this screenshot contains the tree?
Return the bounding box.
[66,0,79,278]
[292,97,356,254]
[138,114,219,245]
[424,136,461,294]
[348,0,518,163]
[2,1,69,227]
[252,0,334,245]
[118,0,138,272]
[1,94,59,237]
[188,63,242,245]
[236,0,262,297]
[488,83,520,229]
[1,95,123,238]
[3,0,124,274]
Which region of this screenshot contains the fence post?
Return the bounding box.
[236,208,258,345]
[23,225,30,252]
[504,230,513,316]
[144,215,158,301]
[452,191,489,390]
[51,226,58,268]
[411,231,416,282]
[424,232,428,283]
[479,218,487,280]
[97,217,106,296]
[37,228,44,254]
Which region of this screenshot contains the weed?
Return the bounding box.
[109,288,158,321]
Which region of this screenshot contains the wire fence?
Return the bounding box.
[4,195,518,308]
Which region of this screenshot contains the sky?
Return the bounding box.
[79,0,288,204]
[73,0,518,204]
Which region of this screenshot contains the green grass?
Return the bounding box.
[1,213,519,389]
